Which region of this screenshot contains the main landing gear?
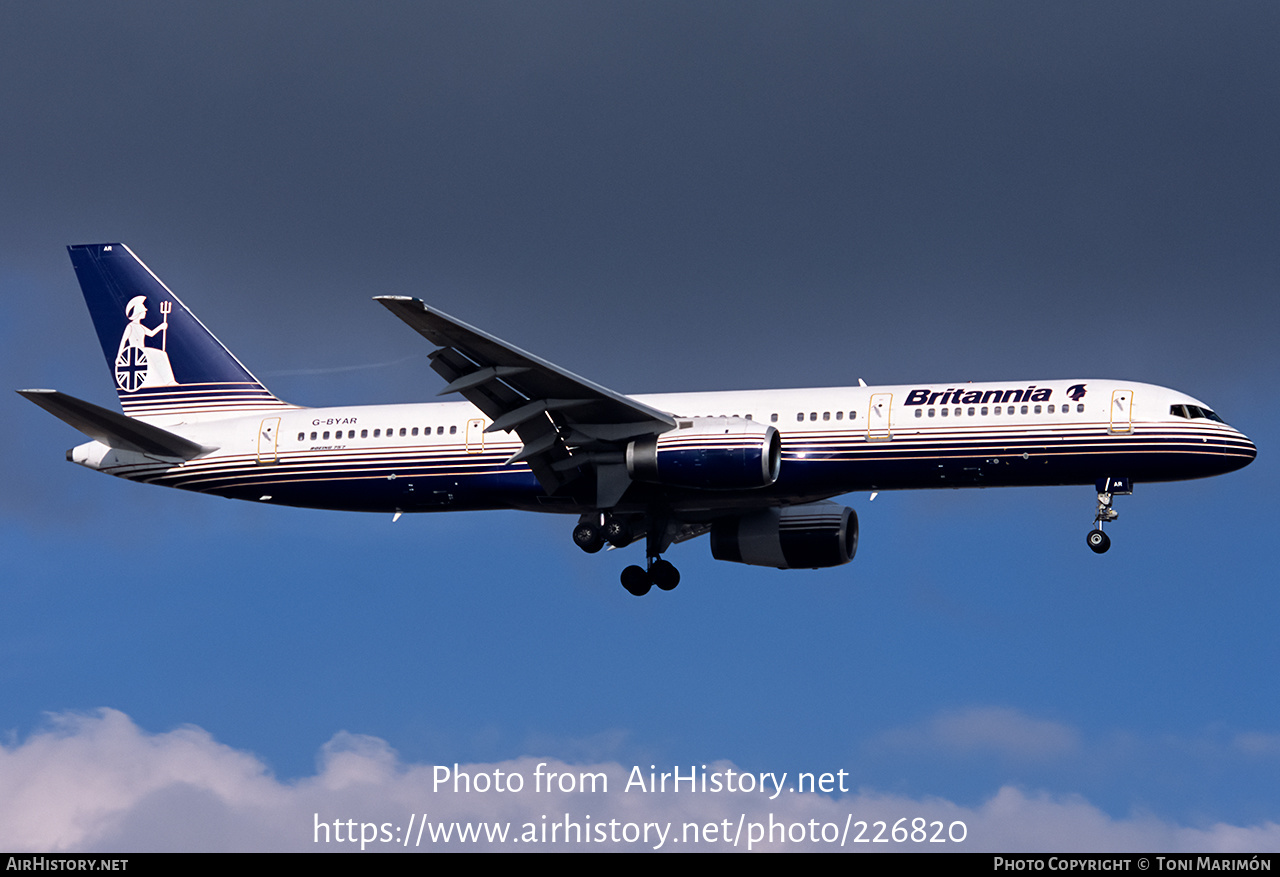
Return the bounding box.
[1087,477,1131,554]
[620,558,680,596]
[572,514,633,554]
[573,512,681,596]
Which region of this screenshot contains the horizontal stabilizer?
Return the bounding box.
[17,389,213,459]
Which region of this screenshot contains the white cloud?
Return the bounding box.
[1233,732,1280,757]
[877,706,1080,760]
[1,709,1278,852]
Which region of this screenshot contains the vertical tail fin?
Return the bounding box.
[68,243,294,422]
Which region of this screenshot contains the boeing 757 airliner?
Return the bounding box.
[20,244,1257,595]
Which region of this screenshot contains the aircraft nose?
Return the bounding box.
[1228,428,1257,472]
[1242,433,1258,463]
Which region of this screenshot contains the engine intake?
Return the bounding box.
[710,501,858,569]
[627,417,781,490]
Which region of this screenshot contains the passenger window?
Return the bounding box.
[323,431,330,439]
[915,409,923,418]
[809,412,817,421]
[796,413,804,422]
[310,431,317,440]
[835,411,843,420]
[412,427,419,436]
[928,409,936,418]
[1020,405,1028,415]
[980,407,988,415]
[1033,405,1041,414]
[967,407,975,416]
[1077,404,1084,413]
[297,432,305,441]
[450,425,457,435]
[437,426,444,435]
[770,413,778,423]
[941,408,948,417]
[823,412,830,421]
[361,429,368,438]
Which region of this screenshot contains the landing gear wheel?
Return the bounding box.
[650,559,680,591]
[620,565,651,596]
[1087,529,1111,554]
[603,518,631,547]
[573,521,604,554]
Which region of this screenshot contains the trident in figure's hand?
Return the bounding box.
[160,300,172,351]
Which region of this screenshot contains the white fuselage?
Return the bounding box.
[69,378,1256,516]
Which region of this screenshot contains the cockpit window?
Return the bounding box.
[1172,403,1226,423]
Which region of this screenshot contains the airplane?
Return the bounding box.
[20,244,1257,596]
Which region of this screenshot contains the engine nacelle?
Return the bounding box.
[627,417,781,490]
[710,502,858,569]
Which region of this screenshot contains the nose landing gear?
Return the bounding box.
[1086,477,1130,554]
[1086,527,1111,554]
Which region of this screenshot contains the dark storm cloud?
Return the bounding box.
[4,2,1276,492]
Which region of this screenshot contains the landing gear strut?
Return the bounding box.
[1087,477,1130,554]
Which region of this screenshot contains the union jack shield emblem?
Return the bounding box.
[116,345,149,392]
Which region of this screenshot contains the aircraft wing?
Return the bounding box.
[375,296,676,501]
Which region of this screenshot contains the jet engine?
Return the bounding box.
[710,501,858,569]
[627,417,781,490]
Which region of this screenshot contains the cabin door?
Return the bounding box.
[465,418,486,454]
[1109,389,1133,434]
[868,394,893,440]
[257,417,281,463]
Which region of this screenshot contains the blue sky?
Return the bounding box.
[1,2,1277,851]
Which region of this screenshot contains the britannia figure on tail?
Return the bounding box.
[115,295,176,391]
